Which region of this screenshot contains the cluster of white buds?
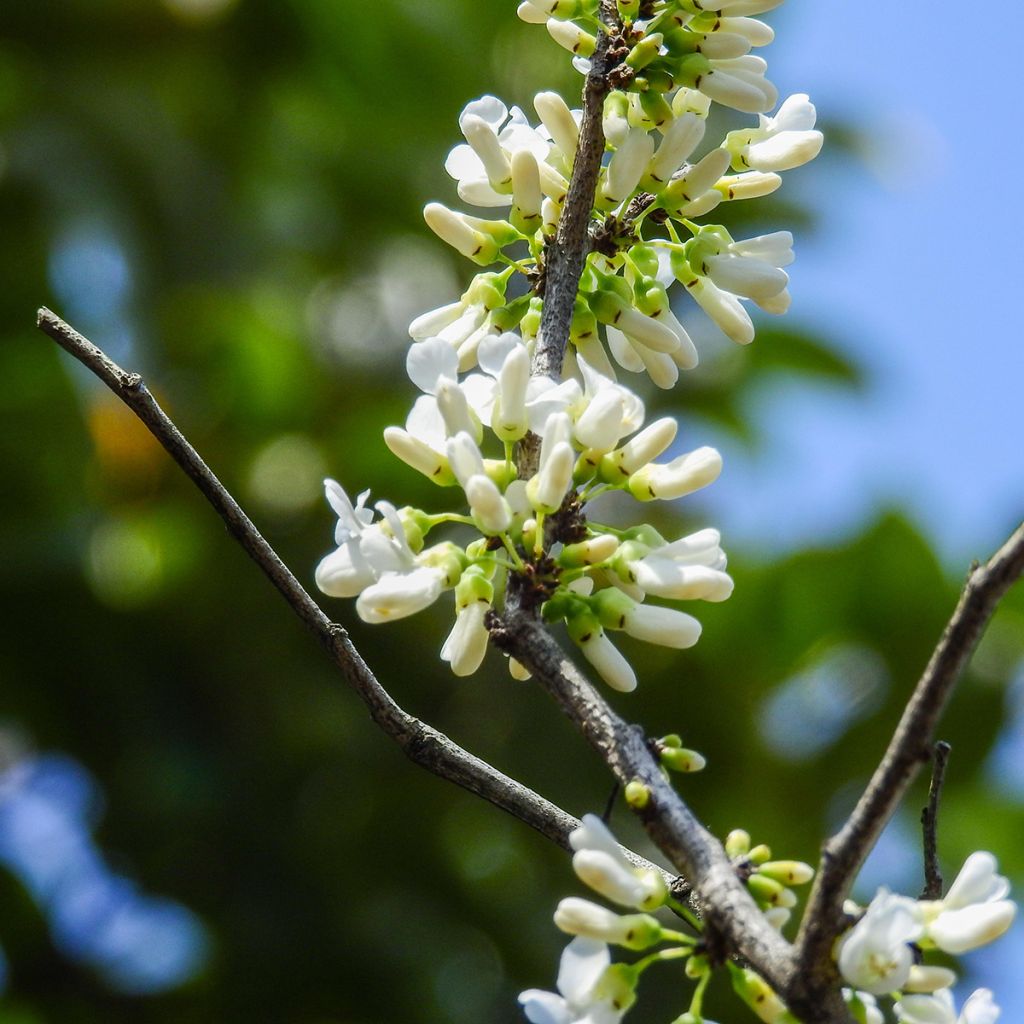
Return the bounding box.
[318,321,731,689]
[836,853,1014,1022]
[528,814,828,1024]
[522,815,703,1024]
[414,0,822,385]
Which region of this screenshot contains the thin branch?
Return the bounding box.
[920,741,952,900]
[795,523,1024,977]
[532,10,617,384]
[518,7,620,479]
[34,307,585,856]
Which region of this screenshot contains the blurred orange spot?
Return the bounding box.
[86,393,165,485]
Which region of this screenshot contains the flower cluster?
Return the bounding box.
[417,0,822,388]
[317,326,731,689]
[837,852,1014,1022]
[315,0,823,690]
[523,814,819,1024]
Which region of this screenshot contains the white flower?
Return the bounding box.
[460,333,582,440]
[569,815,667,911]
[703,234,792,304]
[440,600,490,677]
[837,889,924,996]
[554,898,662,949]
[575,629,637,694]
[698,55,778,115]
[571,359,645,454]
[355,565,445,624]
[895,988,1000,1024]
[626,446,723,503]
[519,938,628,1024]
[445,96,563,208]
[315,481,377,597]
[729,93,824,173]
[920,852,1017,955]
[619,528,733,603]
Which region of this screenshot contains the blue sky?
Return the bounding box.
[702,4,1024,567]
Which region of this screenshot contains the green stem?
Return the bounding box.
[667,897,704,933]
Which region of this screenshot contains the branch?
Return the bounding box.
[532,9,617,384]
[795,523,1024,977]
[920,741,952,900]
[34,308,587,857]
[488,609,803,998]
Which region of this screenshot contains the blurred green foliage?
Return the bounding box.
[1,2,1022,1023]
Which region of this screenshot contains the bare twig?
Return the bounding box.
[35,308,584,857]
[920,741,952,900]
[795,524,1024,979]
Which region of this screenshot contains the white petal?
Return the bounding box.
[929,901,1016,954]
[355,567,444,623]
[519,990,572,1024]
[315,544,375,598]
[405,395,447,449]
[623,604,702,649]
[606,325,645,372]
[408,301,464,340]
[458,177,513,208]
[407,337,460,394]
[557,937,609,1006]
[460,95,509,133]
[634,560,734,602]
[570,813,624,858]
[943,852,1009,909]
[745,129,824,171]
[440,601,490,676]
[579,631,637,692]
[770,92,817,132]
[961,989,1000,1024]
[478,330,522,377]
[444,143,484,182]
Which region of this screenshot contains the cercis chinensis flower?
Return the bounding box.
[313,1,1016,1021]
[315,0,823,691]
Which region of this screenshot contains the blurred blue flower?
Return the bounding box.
[0,753,209,994]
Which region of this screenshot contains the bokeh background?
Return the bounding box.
[1,2,1023,1022]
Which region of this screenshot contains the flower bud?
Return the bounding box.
[660,746,706,773]
[461,114,512,189]
[628,446,722,501]
[547,18,596,56]
[600,417,678,482]
[527,441,575,513]
[510,149,543,232]
[725,829,751,858]
[903,965,957,994]
[424,203,500,264]
[624,780,651,809]
[534,91,579,161]
[730,967,788,1024]
[554,898,664,950]
[716,170,782,200]
[383,427,457,487]
[559,534,620,568]
[757,861,814,886]
[603,127,655,204]
[465,474,512,535]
